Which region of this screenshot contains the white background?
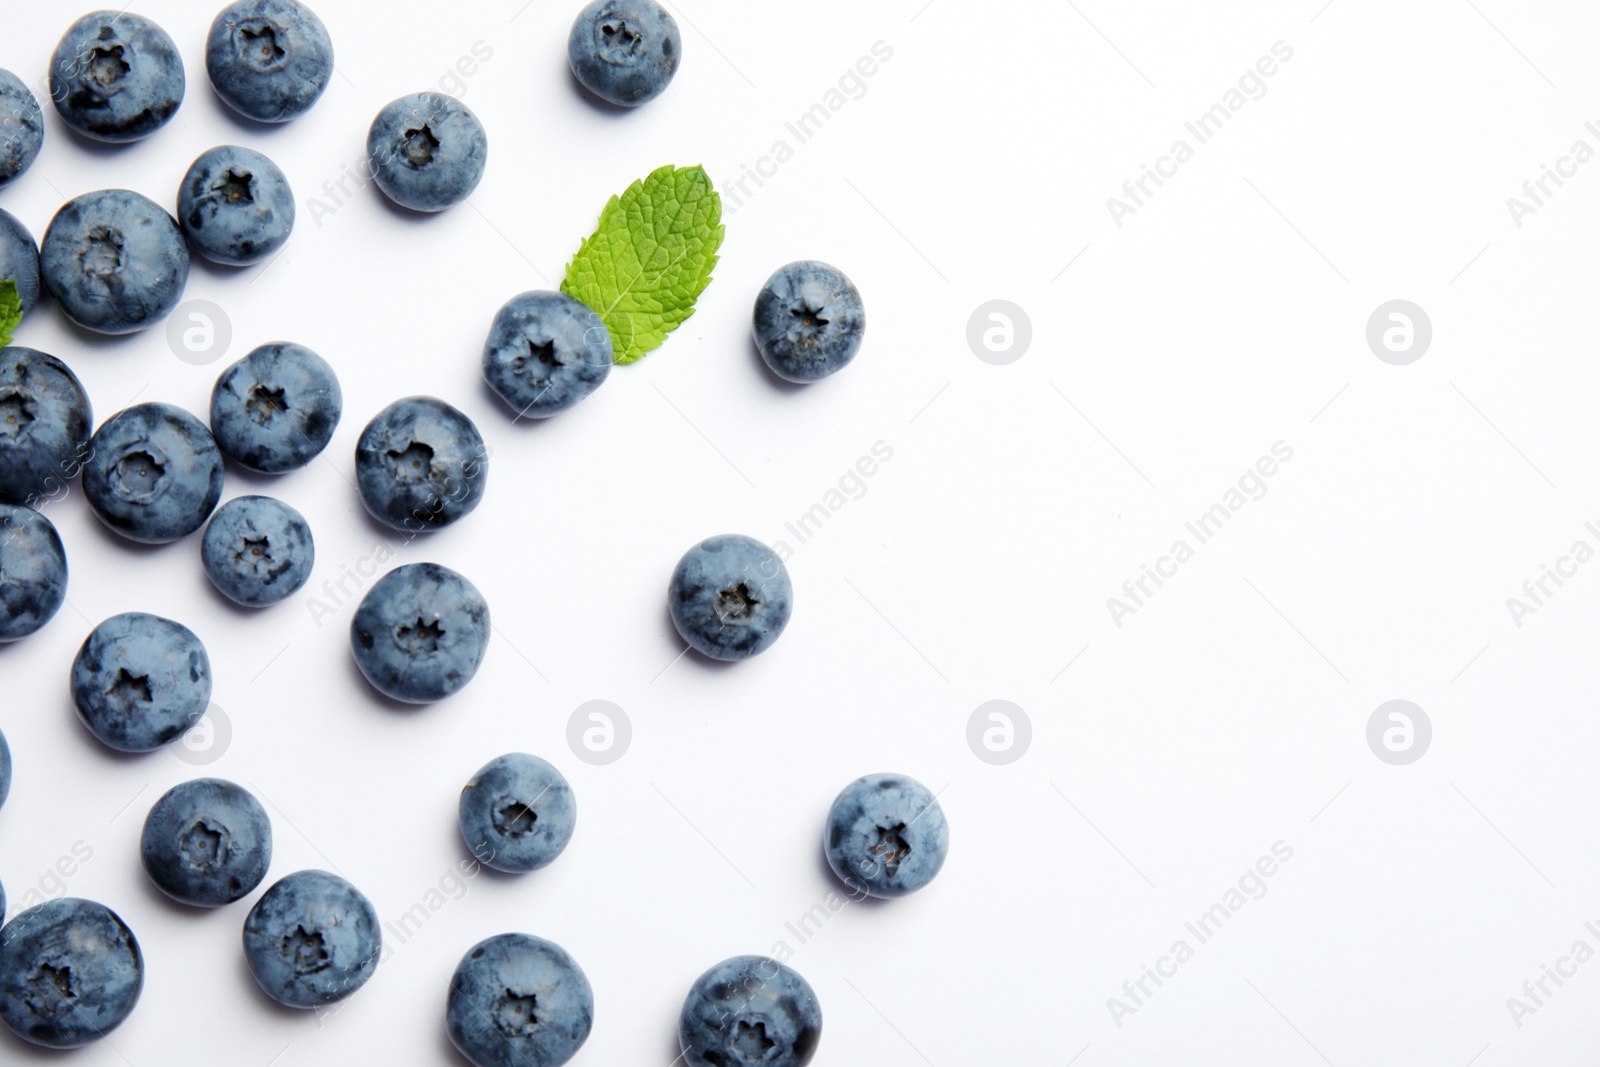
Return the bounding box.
[2,0,1599,1063]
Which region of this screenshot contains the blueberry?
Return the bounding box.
[0,70,43,187]
[48,12,184,143]
[679,955,821,1067]
[0,898,143,1049]
[366,92,486,212]
[0,726,11,810]
[355,396,487,532]
[206,0,335,123]
[447,933,594,1067]
[178,145,296,266]
[824,773,948,899]
[0,504,67,642]
[568,0,681,107]
[669,534,793,661]
[350,562,489,703]
[71,612,211,753]
[40,189,190,335]
[483,291,613,419]
[210,342,342,473]
[0,347,92,510]
[82,402,223,543]
[752,261,865,384]
[243,870,380,1008]
[459,754,577,874]
[202,495,314,607]
[141,778,272,907]
[0,210,42,316]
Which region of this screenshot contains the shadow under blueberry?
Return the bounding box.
[340,645,433,715]
[566,66,642,117]
[368,179,454,224]
[747,332,808,394]
[475,377,571,434]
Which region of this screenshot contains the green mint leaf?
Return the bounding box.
[0,280,19,349]
[561,164,724,365]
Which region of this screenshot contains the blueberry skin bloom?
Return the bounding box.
[0,348,92,506]
[210,342,342,473]
[0,504,67,642]
[206,0,335,123]
[178,145,296,266]
[202,495,314,606]
[0,70,44,187]
[366,92,486,212]
[243,870,380,1008]
[141,778,272,906]
[351,563,490,703]
[355,396,487,532]
[483,291,613,419]
[71,612,211,752]
[568,0,682,107]
[824,773,948,899]
[0,898,143,1049]
[460,754,577,874]
[0,210,42,316]
[83,403,224,543]
[40,190,190,335]
[753,261,865,383]
[0,726,9,810]
[48,12,184,143]
[680,955,821,1067]
[448,933,594,1067]
[669,534,793,661]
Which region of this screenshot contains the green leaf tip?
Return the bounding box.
[0,280,20,350]
[561,164,725,365]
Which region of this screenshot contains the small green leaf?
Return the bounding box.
[561,164,724,365]
[0,280,19,349]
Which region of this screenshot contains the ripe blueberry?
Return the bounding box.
[40,190,190,335]
[447,933,594,1067]
[0,898,143,1048]
[355,396,487,532]
[669,534,793,661]
[824,773,948,898]
[210,342,342,474]
[459,754,577,874]
[71,612,212,752]
[351,562,490,703]
[753,261,865,383]
[48,12,184,143]
[141,778,272,906]
[679,955,821,1067]
[0,504,68,642]
[482,291,613,419]
[178,145,296,266]
[82,402,223,543]
[568,0,682,107]
[206,0,335,123]
[243,869,380,1008]
[367,92,486,212]
[202,495,315,607]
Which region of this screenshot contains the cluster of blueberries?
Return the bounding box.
[0,2,913,1065]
